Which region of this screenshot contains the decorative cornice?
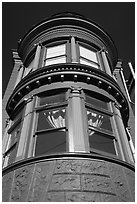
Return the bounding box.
[18,17,117,67]
[6,63,129,121]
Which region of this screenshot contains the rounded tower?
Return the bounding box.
[2,12,134,202]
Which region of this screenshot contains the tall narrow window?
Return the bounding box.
[44,44,66,66]
[34,92,67,156]
[3,119,22,167]
[79,45,99,68]
[85,94,117,156]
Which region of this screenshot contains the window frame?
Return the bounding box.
[3,117,22,167]
[32,91,68,157]
[77,42,100,69]
[44,40,70,66]
[85,94,118,157]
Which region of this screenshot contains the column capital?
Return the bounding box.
[99,47,108,54]
[115,59,123,70]
[18,64,25,71]
[34,41,43,47]
[70,86,82,94]
[24,95,34,104]
[5,118,10,128]
[113,100,122,110]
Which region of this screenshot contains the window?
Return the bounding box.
[79,45,99,69]
[44,44,66,66]
[34,92,67,156]
[3,119,22,167]
[85,94,117,156]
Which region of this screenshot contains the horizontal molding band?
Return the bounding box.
[6,63,129,120]
[2,152,135,176]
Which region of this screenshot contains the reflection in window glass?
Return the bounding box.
[40,93,65,106]
[35,130,66,156]
[46,44,66,58]
[89,132,116,155]
[80,58,99,68]
[79,46,98,63]
[45,56,66,66]
[37,108,66,131]
[85,95,108,110]
[87,109,112,132]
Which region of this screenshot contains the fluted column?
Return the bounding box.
[67,87,89,152]
[112,102,134,164]
[101,49,112,76]
[16,97,35,161]
[71,36,77,63]
[33,42,42,71]
[14,64,24,88]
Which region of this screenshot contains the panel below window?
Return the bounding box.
[35,129,66,156]
[89,131,116,155]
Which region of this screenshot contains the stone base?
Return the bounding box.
[2,155,135,202]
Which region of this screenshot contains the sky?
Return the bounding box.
[2,2,135,97]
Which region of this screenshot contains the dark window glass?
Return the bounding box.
[85,95,108,110]
[37,108,66,131]
[40,93,65,106]
[4,122,21,166]
[89,131,116,155]
[35,130,66,156]
[87,109,112,132]
[35,106,66,156]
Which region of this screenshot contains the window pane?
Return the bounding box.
[87,109,112,132]
[89,131,116,155]
[9,122,21,148]
[46,44,66,58]
[85,95,108,110]
[45,56,66,66]
[35,130,66,156]
[80,58,99,68]
[37,108,66,131]
[79,46,98,63]
[40,93,65,106]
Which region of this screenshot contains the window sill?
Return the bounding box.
[2,152,134,176]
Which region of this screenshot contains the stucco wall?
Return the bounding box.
[2,157,134,202]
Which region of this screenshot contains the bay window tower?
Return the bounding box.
[2,12,135,202]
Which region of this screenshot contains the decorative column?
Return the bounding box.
[101,48,112,76]
[112,102,134,164]
[33,42,42,71]
[66,87,89,152]
[2,119,12,155]
[16,96,35,161]
[71,36,77,63]
[14,64,24,88]
[2,119,12,168]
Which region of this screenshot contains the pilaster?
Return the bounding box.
[33,42,42,71]
[67,87,89,152]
